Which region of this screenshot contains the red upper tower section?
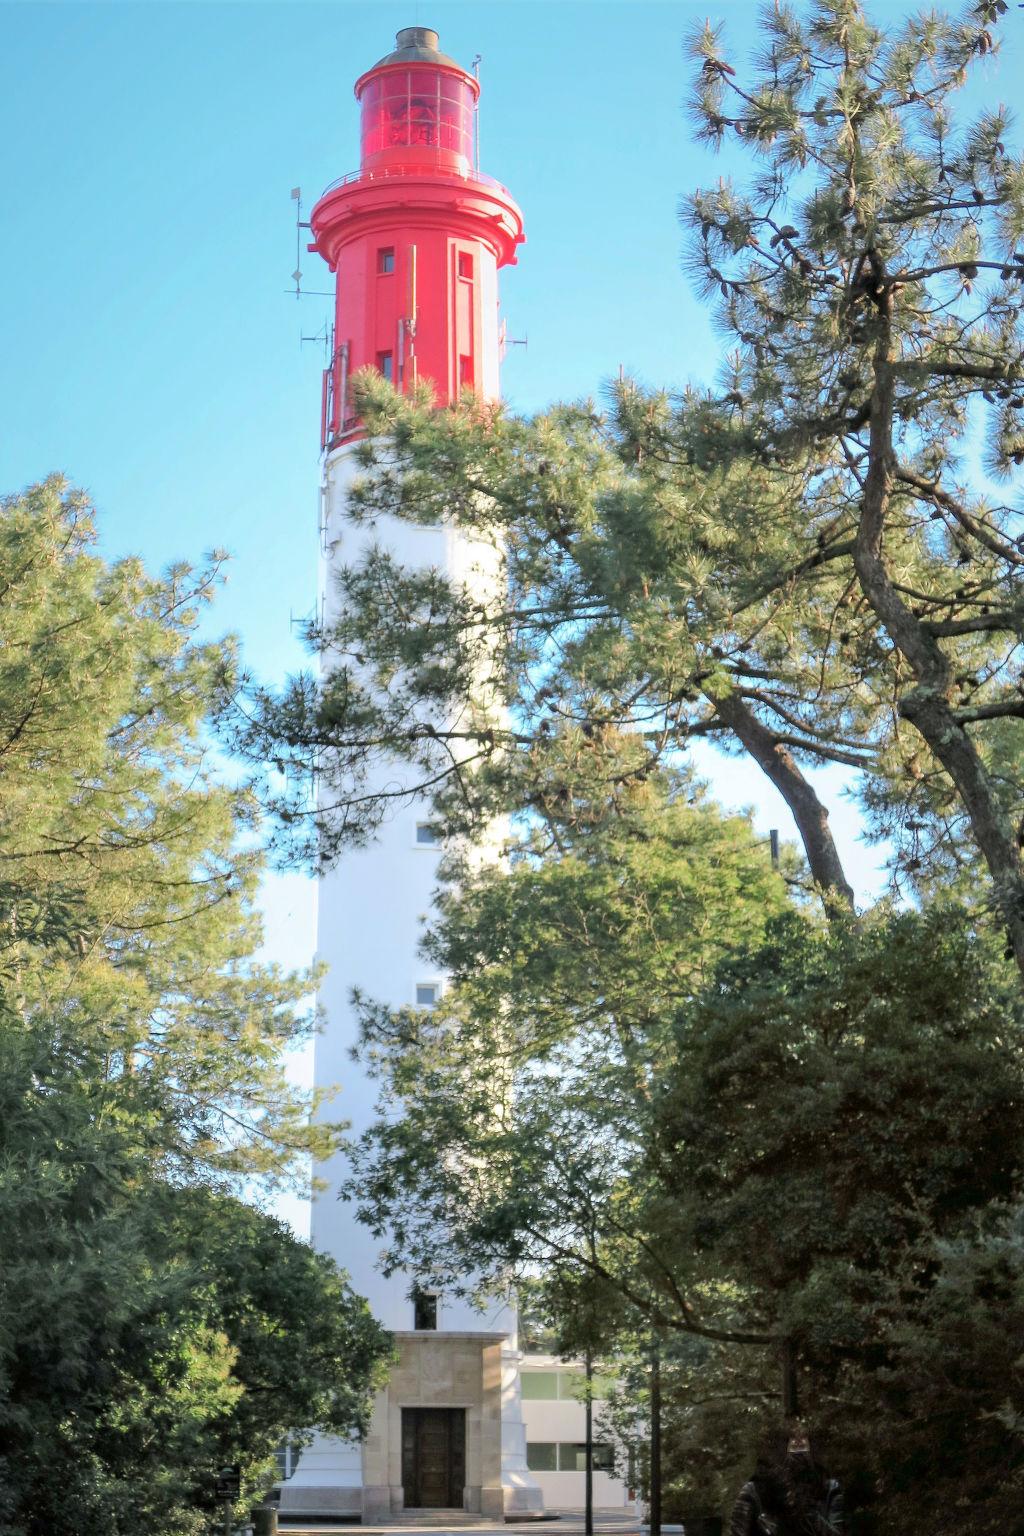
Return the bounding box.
[311,26,525,449]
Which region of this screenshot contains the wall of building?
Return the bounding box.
[520,1357,635,1511]
[302,438,540,1518]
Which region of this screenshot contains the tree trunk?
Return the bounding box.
[712,692,855,913]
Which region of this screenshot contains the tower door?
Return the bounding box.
[401,1407,466,1508]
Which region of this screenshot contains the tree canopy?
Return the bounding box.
[236,0,1024,967]
[0,477,332,1181]
[0,479,392,1534]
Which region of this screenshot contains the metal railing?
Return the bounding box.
[318,163,512,200]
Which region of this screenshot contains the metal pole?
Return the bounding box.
[584,1352,594,1536]
[649,1341,662,1536]
[224,1503,233,1536]
[782,1337,799,1420]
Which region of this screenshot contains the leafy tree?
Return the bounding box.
[347,782,789,1341]
[640,906,1024,1532]
[0,477,332,1180]
[0,1004,391,1536]
[221,4,1024,1528]
[682,0,1024,963]
[235,0,1024,966]
[0,479,393,1533]
[349,892,1024,1533]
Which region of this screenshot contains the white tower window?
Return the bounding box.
[416,983,441,1007]
[413,1290,439,1331]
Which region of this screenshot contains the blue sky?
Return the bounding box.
[3,1,1022,1228]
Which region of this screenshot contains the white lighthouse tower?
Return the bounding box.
[278,27,543,1524]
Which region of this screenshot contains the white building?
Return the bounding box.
[520,1358,636,1512]
[278,26,543,1524]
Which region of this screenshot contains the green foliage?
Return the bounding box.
[636,907,1024,1530]
[0,480,392,1534]
[657,907,1024,1341]
[599,1334,776,1519]
[236,0,1024,958]
[0,478,333,1182]
[347,782,788,1333]
[684,0,1024,958]
[0,1008,391,1536]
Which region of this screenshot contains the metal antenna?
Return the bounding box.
[287,187,333,298]
[472,55,481,172]
[291,188,304,299]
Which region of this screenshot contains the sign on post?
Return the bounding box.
[216,1465,241,1501]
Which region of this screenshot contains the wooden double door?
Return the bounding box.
[401,1407,466,1509]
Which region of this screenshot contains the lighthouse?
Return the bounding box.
[279,27,543,1524]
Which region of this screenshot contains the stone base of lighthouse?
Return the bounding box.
[278,1333,545,1522]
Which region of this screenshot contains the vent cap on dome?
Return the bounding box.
[369,26,464,71]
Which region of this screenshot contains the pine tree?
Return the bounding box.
[0,478,333,1179]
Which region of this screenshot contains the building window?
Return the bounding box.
[561,1443,611,1473]
[413,1290,438,1330]
[416,983,440,1007]
[415,822,442,847]
[458,251,473,279]
[564,1369,613,1401]
[377,351,394,382]
[527,1439,614,1474]
[559,1444,585,1473]
[459,354,473,391]
[378,247,395,274]
[520,1370,559,1400]
[274,1441,303,1481]
[592,1443,614,1472]
[526,1443,557,1472]
[522,1367,613,1401]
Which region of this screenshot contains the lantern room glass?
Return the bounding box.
[359,70,476,165]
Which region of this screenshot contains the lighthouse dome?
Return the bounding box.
[369,26,463,72]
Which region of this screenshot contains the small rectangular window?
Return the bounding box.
[592,1443,614,1472]
[416,983,439,1008]
[275,1441,303,1481]
[459,354,473,390]
[378,248,395,274]
[520,1370,559,1400]
[559,1444,589,1473]
[415,822,442,847]
[413,1290,438,1330]
[458,251,473,279]
[377,351,394,382]
[526,1443,557,1472]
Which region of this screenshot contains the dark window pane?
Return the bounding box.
[413,1291,438,1330]
[526,1443,557,1472]
[558,1444,587,1472]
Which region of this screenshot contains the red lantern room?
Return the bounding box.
[310,27,525,448]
